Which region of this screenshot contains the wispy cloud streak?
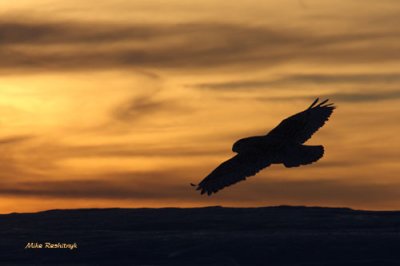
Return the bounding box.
[191,73,400,90]
[1,19,399,72]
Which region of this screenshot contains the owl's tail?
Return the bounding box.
[281,144,324,168]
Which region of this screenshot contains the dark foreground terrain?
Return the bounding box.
[1,206,400,265]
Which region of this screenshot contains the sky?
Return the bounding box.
[0,0,400,213]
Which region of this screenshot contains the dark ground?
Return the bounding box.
[1,206,400,265]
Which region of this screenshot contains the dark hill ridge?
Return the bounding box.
[1,206,400,265]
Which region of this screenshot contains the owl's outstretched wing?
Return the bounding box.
[267,98,335,144]
[195,153,272,195]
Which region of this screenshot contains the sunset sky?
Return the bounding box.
[1,0,400,213]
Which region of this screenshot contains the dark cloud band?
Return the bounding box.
[1,19,399,72]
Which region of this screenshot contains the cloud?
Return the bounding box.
[0,20,301,72]
[0,135,41,181]
[256,90,400,103]
[0,135,33,145]
[0,20,168,45]
[34,142,227,159]
[245,179,400,206]
[111,92,191,122]
[113,94,168,121]
[1,18,400,73]
[0,170,192,200]
[1,175,400,209]
[190,73,400,90]
[324,90,400,102]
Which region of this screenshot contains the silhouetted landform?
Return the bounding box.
[1,206,400,265]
